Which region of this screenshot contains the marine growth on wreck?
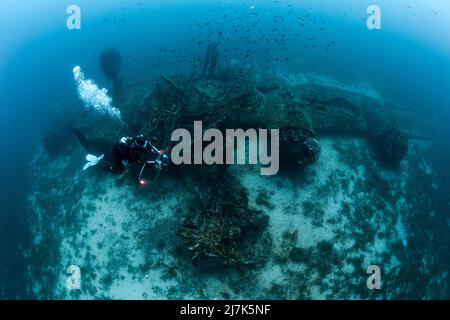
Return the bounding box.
[30,42,438,300]
[3,1,449,301]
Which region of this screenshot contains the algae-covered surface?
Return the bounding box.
[1,1,450,300]
[26,106,449,299]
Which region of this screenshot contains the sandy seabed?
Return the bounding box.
[25,135,448,299]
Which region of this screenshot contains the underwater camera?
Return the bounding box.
[136,152,170,186]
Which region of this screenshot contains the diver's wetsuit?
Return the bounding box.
[73,128,159,174]
[100,136,156,174]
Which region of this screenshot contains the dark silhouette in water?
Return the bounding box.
[365,109,409,166]
[99,47,124,101]
[73,128,111,155]
[202,42,220,79]
[73,128,166,175]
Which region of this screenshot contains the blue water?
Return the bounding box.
[1,0,449,299]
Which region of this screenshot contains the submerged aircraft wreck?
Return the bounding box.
[72,45,411,270]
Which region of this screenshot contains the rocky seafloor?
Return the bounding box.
[24,131,450,299]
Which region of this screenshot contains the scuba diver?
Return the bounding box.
[74,128,170,183]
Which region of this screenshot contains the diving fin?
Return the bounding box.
[83,154,104,171]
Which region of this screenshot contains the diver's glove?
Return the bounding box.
[83,154,105,171]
